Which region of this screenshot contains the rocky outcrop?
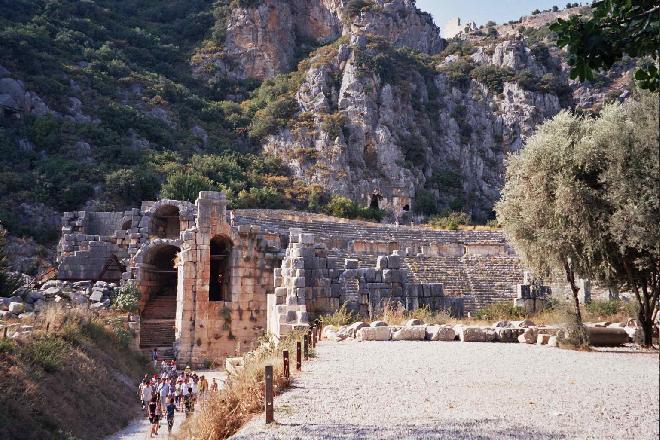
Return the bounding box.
[0,67,50,116]
[194,0,442,81]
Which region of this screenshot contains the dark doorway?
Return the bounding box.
[402,204,410,212]
[369,194,382,209]
[152,205,180,239]
[210,236,232,301]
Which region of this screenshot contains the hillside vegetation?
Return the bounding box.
[0,307,149,440]
[0,1,633,244]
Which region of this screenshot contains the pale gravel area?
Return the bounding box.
[233,341,659,440]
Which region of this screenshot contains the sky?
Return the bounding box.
[415,0,580,36]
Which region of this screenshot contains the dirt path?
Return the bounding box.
[105,370,226,440]
[233,340,659,440]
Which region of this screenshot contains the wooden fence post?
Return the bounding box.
[312,327,317,348]
[296,341,302,371]
[265,365,274,424]
[283,350,290,379]
[303,334,309,360]
[3,326,7,339]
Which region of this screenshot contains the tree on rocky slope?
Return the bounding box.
[0,223,24,297]
[496,92,659,346]
[551,0,659,91]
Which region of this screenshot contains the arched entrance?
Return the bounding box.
[210,236,232,302]
[151,205,180,239]
[139,244,179,351]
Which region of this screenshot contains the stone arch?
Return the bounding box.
[144,199,195,239]
[209,235,233,302]
[120,216,132,230]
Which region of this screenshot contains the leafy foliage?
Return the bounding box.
[496,92,659,345]
[551,0,659,91]
[111,284,140,313]
[428,211,471,230]
[0,223,23,297]
[470,64,515,93]
[322,195,384,222]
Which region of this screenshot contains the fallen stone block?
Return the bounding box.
[347,321,369,338]
[511,319,536,328]
[405,318,424,327]
[518,327,538,344]
[493,320,513,328]
[357,326,392,341]
[586,327,629,346]
[370,320,388,327]
[426,325,456,341]
[8,302,24,314]
[392,326,426,341]
[495,327,525,343]
[547,336,559,347]
[458,327,486,342]
[537,334,551,345]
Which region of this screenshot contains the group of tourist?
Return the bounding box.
[138,353,219,437]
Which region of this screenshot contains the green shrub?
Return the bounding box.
[429,170,462,190]
[319,304,357,326]
[103,168,159,208]
[471,65,515,93]
[414,189,437,216]
[345,0,374,18]
[438,59,476,90]
[0,223,24,297]
[19,335,69,373]
[322,195,384,221]
[428,211,471,230]
[112,285,140,313]
[161,171,217,202]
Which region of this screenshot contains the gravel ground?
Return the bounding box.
[233,341,659,440]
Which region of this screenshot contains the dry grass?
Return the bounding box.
[0,304,149,440]
[176,331,310,440]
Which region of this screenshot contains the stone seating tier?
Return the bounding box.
[231,210,507,249]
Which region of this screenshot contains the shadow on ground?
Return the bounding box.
[231,418,569,440]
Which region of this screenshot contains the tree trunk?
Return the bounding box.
[563,258,587,346]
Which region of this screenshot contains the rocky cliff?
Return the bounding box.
[196,2,633,220]
[0,1,634,248]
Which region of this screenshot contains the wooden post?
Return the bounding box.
[319,322,323,340]
[312,327,317,347]
[2,326,6,339]
[303,335,309,360]
[296,341,302,370]
[283,350,290,379]
[46,322,50,333]
[264,365,274,424]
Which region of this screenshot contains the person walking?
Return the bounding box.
[198,375,208,399]
[210,378,218,393]
[142,380,154,417]
[151,348,158,369]
[159,378,170,410]
[148,394,161,437]
[166,397,176,434]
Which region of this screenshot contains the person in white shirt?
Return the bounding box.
[141,381,153,417]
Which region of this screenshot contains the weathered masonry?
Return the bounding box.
[57,192,526,365]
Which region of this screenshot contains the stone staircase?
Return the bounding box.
[140,295,176,351]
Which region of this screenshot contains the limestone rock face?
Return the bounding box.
[191,2,630,220]
[348,0,443,55]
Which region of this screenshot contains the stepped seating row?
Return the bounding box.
[404,255,524,309]
[232,209,506,246]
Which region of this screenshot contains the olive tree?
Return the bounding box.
[496,93,659,346]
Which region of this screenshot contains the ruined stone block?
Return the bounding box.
[357,326,391,341]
